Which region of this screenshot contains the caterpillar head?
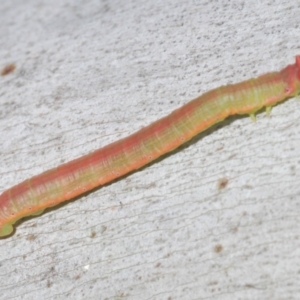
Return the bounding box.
[294,55,300,94]
[284,56,300,96]
[296,55,300,80]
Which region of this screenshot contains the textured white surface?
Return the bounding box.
[1,1,300,299]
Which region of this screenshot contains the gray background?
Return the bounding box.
[1,1,300,299]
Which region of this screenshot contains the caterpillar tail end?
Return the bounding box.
[0,209,45,237]
[0,223,14,237]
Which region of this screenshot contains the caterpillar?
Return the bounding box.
[1,56,300,237]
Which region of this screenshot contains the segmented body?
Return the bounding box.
[1,56,300,237]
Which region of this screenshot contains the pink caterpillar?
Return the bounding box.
[1,56,300,237]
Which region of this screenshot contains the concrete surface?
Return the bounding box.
[1,1,300,299]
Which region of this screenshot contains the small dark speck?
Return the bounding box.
[214,244,223,253]
[1,63,16,76]
[47,280,53,288]
[208,281,218,286]
[26,234,36,241]
[243,184,253,189]
[90,231,96,238]
[218,178,228,189]
[101,225,107,234]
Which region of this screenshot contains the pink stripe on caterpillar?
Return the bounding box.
[1,56,300,237]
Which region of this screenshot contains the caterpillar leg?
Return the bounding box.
[249,113,256,122]
[266,106,272,116]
